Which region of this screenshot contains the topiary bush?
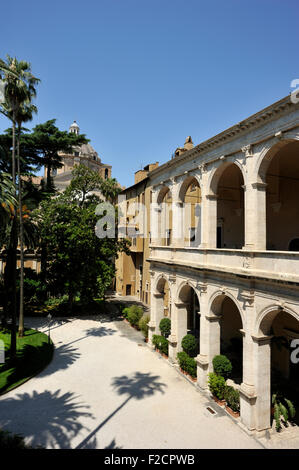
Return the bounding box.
[126,305,144,327]
[138,314,150,339]
[181,334,197,357]
[212,354,232,379]
[177,351,197,378]
[224,386,240,412]
[122,307,130,319]
[152,335,168,356]
[159,317,171,338]
[208,372,226,400]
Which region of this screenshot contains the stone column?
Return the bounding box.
[201,194,218,248]
[239,329,257,430]
[172,201,184,247]
[243,182,267,250]
[251,334,272,432]
[196,312,221,389]
[150,204,162,246]
[168,302,188,363]
[148,293,164,349]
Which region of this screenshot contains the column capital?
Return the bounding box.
[206,194,218,201]
[251,334,273,345]
[251,182,267,191]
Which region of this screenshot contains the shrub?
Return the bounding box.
[159,317,171,338]
[224,386,240,412]
[181,334,197,357]
[139,314,150,338]
[122,307,130,319]
[177,351,197,378]
[208,372,226,400]
[152,335,168,356]
[212,354,232,379]
[126,305,144,327]
[272,393,296,431]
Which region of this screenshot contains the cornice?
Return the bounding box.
[148,95,299,181]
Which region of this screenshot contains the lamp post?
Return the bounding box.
[47,313,52,344]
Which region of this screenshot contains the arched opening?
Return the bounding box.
[211,294,243,384]
[259,308,299,427]
[157,187,172,246]
[177,284,200,351]
[264,141,299,251]
[213,163,244,249]
[289,238,299,251]
[156,277,170,318]
[179,177,201,246]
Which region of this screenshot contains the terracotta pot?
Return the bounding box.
[212,396,226,406]
[145,338,148,343]
[225,405,240,418]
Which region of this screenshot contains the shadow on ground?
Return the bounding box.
[0,389,94,449]
[76,371,167,449]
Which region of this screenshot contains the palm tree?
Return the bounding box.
[16,104,37,336]
[0,55,39,355]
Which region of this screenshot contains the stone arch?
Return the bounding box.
[255,304,299,337]
[155,275,170,317]
[209,291,244,383]
[208,159,246,196]
[178,174,201,203]
[255,138,299,250]
[155,186,172,246]
[208,161,245,249]
[209,290,245,327]
[157,185,171,204]
[177,176,202,247]
[255,135,299,184]
[175,280,199,304]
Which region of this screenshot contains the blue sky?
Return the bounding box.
[0,0,298,188]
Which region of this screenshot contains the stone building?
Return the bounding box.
[115,162,159,303]
[142,94,299,435]
[49,121,112,192]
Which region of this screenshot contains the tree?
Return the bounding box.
[34,168,129,313]
[64,164,102,207]
[31,120,88,190]
[0,56,39,356]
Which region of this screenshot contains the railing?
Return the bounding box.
[149,246,299,283]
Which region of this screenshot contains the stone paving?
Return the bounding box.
[0,313,277,449]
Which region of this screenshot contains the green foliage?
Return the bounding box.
[177,351,197,378]
[159,317,171,338]
[272,393,296,431]
[34,189,129,312]
[122,307,130,319]
[208,372,226,400]
[152,335,169,356]
[181,334,197,357]
[138,314,150,338]
[126,305,144,327]
[224,386,240,412]
[212,354,232,379]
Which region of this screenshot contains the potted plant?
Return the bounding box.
[272,393,296,431]
[208,372,226,405]
[224,386,240,418]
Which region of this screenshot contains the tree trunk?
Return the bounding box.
[17,126,25,337]
[9,112,17,359]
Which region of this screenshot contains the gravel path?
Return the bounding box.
[0,315,262,449]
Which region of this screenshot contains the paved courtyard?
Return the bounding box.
[0,314,263,449]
